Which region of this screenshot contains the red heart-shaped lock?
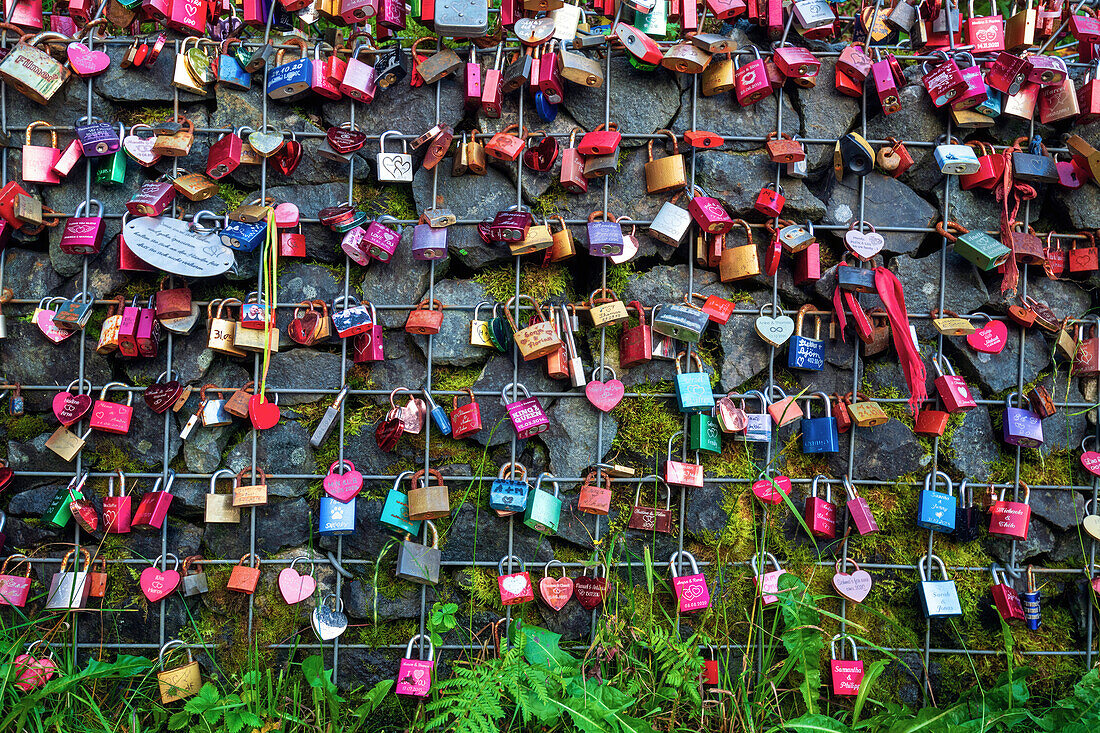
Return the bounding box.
[966,319,1008,354]
[323,461,364,502]
[70,499,98,533]
[1082,451,1100,477]
[289,311,322,345]
[573,575,607,610]
[274,139,303,175]
[327,126,367,154]
[144,380,183,414]
[53,391,92,426]
[752,475,792,505]
[36,309,74,343]
[0,465,13,492]
[249,394,281,430]
[139,566,181,602]
[538,576,574,610]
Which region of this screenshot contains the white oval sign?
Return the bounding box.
[123,216,236,277]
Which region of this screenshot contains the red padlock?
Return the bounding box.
[449,388,481,439]
[932,353,976,413]
[89,383,134,434]
[753,183,785,217]
[803,475,836,539]
[830,635,864,696]
[104,470,132,533]
[988,483,1032,539]
[990,565,1025,622]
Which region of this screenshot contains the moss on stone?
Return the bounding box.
[610,382,680,459]
[1,413,49,443]
[473,263,573,304]
[217,183,248,214]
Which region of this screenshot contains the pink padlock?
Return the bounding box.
[104,470,132,534]
[119,214,157,272]
[117,297,142,358]
[0,554,33,607]
[450,388,481,439]
[950,54,988,110]
[166,0,207,33]
[497,555,534,605]
[132,471,176,530]
[988,483,1032,539]
[13,643,57,693]
[932,352,976,413]
[844,477,879,535]
[687,185,733,234]
[127,180,176,217]
[340,226,370,265]
[364,217,401,262]
[310,43,342,99]
[734,47,772,106]
[59,200,105,255]
[89,382,134,434]
[351,303,384,362]
[830,635,864,696]
[395,635,434,697]
[752,552,786,606]
[136,295,161,358]
[502,383,549,438]
[670,551,710,612]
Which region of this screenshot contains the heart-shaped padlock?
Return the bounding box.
[144,377,183,414]
[249,128,284,157]
[754,304,795,347]
[966,316,1007,354]
[311,595,348,640]
[323,460,363,502]
[53,387,93,426]
[831,559,873,603]
[752,473,792,505]
[67,41,111,76]
[248,393,280,430]
[585,366,625,412]
[844,224,885,260]
[278,558,317,605]
[140,556,181,602]
[573,570,607,610]
[273,138,302,175]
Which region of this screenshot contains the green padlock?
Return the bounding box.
[524,472,563,534]
[689,413,722,454]
[43,473,89,528]
[942,221,1010,271]
[636,0,667,38]
[96,150,127,186]
[489,303,514,354]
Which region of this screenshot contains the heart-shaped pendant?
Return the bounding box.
[327,126,367,154]
[36,309,74,343]
[539,574,574,611]
[573,573,607,610]
[397,397,427,435]
[123,133,160,167]
[323,460,363,502]
[831,560,873,603]
[273,139,302,175]
[754,305,795,347]
[1084,513,1100,541]
[70,498,98,533]
[844,228,885,260]
[248,394,280,430]
[67,41,111,77]
[752,474,792,505]
[249,129,284,157]
[311,595,348,640]
[53,390,92,426]
[14,653,57,692]
[1082,451,1100,477]
[967,318,1008,354]
[144,379,183,414]
[278,564,317,605]
[139,565,181,602]
[585,367,625,412]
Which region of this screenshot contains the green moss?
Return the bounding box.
[116,105,173,127]
[1,413,49,443]
[610,381,680,460]
[432,365,482,392]
[605,261,636,296]
[86,443,147,473]
[529,184,569,219]
[217,183,248,214]
[473,264,573,304]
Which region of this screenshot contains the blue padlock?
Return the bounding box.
[800,392,838,453]
[422,388,452,437]
[974,85,1002,117]
[221,219,267,252]
[489,462,530,515]
[1020,565,1041,631]
[266,37,312,100]
[380,470,423,535]
[787,304,825,371]
[319,495,356,535]
[916,469,957,533]
[217,41,252,90]
[737,390,773,443]
[674,351,714,414]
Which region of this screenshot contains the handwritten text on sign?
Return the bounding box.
[123,216,235,277]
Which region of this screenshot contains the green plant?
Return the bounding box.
[427,601,458,649]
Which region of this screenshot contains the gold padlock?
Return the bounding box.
[510,218,554,255]
[157,641,202,704]
[407,469,450,520]
[205,468,241,523]
[172,37,207,94]
[719,219,761,282]
[846,392,889,427]
[152,116,195,157]
[549,215,575,261]
[232,322,281,353]
[504,295,561,360]
[45,424,90,461]
[644,129,686,194]
[206,298,246,357]
[931,308,976,336]
[171,170,217,201]
[587,287,629,327]
[232,468,269,508]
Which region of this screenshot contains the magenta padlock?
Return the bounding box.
[132,471,176,530]
[990,566,1025,621]
[364,216,401,262]
[340,0,376,22]
[395,636,434,697]
[142,0,170,21]
[687,185,733,234]
[488,209,532,242]
[104,471,132,534]
[754,183,785,217]
[966,12,1005,53]
[932,352,976,413]
[167,0,207,33]
[340,226,370,265]
[1027,54,1068,86]
[844,477,879,535]
[136,295,160,358]
[501,383,549,438]
[411,220,448,260]
[352,306,384,362]
[735,47,772,106]
[206,130,243,179]
[670,551,710,612]
[986,51,1032,95]
[59,200,106,255]
[989,483,1032,539]
[772,45,820,82]
[752,552,786,606]
[922,51,967,106]
[89,382,134,434]
[127,180,176,217]
[950,53,988,109]
[378,0,405,29]
[0,554,32,608]
[804,475,836,539]
[830,636,864,696]
[339,39,379,102]
[117,297,141,358]
[241,0,265,24]
[310,43,342,100]
[871,56,902,114]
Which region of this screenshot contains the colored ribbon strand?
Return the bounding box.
[874,267,927,415]
[259,209,278,400]
[831,264,872,344]
[994,141,1038,296]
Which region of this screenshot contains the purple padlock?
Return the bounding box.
[59,200,105,255]
[341,226,370,265]
[132,471,176,530]
[586,215,624,257]
[1003,392,1044,447]
[364,216,401,262]
[501,383,549,438]
[75,117,121,157]
[411,220,448,260]
[670,551,710,612]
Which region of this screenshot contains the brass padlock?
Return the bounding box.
[931,308,976,336]
[720,219,761,282]
[157,641,203,704]
[232,468,268,508]
[206,298,246,357]
[587,288,629,327]
[152,116,195,157]
[407,469,450,520]
[644,129,686,194]
[205,468,240,523]
[846,392,889,427]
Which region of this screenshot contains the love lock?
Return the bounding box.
[311,593,348,640]
[522,131,559,172]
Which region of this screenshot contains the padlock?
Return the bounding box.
[338,37,378,102]
[931,308,976,336]
[1027,383,1057,419]
[376,129,414,183]
[989,564,1025,622]
[497,555,534,605]
[227,554,261,594]
[1007,221,1046,265]
[932,352,976,413]
[585,287,628,327]
[652,300,710,343]
[443,387,481,440]
[939,221,1010,271]
[1003,392,1044,448]
[1020,565,1041,630]
[751,552,786,606]
[670,551,710,612]
[801,392,839,454]
[0,554,32,607]
[22,120,61,185]
[1012,140,1059,184]
[331,296,374,338]
[396,635,435,697]
[689,411,721,454]
[407,469,450,521]
[318,464,358,537]
[989,482,1032,539]
[377,471,422,536]
[100,470,132,534]
[205,468,240,523]
[180,556,209,597]
[644,129,686,194]
[934,134,981,174]
[206,298,245,357]
[411,216,449,260]
[803,474,837,538]
[688,185,733,234]
[825,634,865,696]
[525,472,563,534]
[405,299,445,336]
[715,393,748,435]
[41,473,87,528]
[501,295,560,359]
[952,479,981,542]
[52,290,97,331]
[152,116,195,157]
[585,212,624,257]
[917,469,957,533]
[619,300,654,369]
[648,201,692,247]
[843,476,879,535]
[1068,232,1100,275]
[785,304,826,371]
[767,386,804,427]
[734,46,771,105]
[674,351,714,413]
[490,463,530,515]
[915,409,950,437]
[44,547,92,611]
[665,431,704,487]
[44,425,91,462]
[89,382,134,434]
[232,468,268,508]
[0,33,72,105]
[578,470,613,515]
[363,216,401,262]
[918,554,963,618]
[132,470,176,530]
[485,123,526,161]
[395,521,442,585]
[628,479,673,534]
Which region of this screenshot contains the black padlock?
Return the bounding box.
[374,42,409,90]
[840,133,875,177]
[501,51,533,94]
[1012,147,1059,184]
[953,480,981,542]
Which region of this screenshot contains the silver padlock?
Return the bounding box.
[933,135,981,175]
[647,201,692,247]
[44,547,92,611]
[376,130,414,183]
[917,553,963,618]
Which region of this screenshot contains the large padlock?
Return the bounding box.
[450,387,482,439]
[586,212,625,257]
[395,635,435,697]
[587,287,629,328]
[989,482,1032,539]
[206,298,246,357]
[52,290,97,331]
[932,353,976,413]
[132,470,176,530]
[377,129,414,183]
[934,134,981,175]
[338,37,378,102]
[89,382,134,435]
[503,295,560,360]
[670,551,710,612]
[319,463,357,537]
[524,472,563,534]
[501,382,550,438]
[917,470,957,533]
[1003,392,1044,447]
[157,641,202,704]
[380,471,423,535]
[102,470,132,534]
[687,185,733,234]
[395,520,441,585]
[830,635,864,696]
[801,392,839,454]
[652,298,710,344]
[1021,565,1042,631]
[44,547,92,611]
[490,462,530,515]
[405,298,445,336]
[0,33,72,105]
[918,554,962,618]
[331,296,374,338]
[407,469,450,521]
[674,351,714,413]
[751,552,787,606]
[411,217,448,260]
[644,129,686,194]
[628,479,673,533]
[940,221,1010,271]
[59,199,105,254]
[846,392,889,427]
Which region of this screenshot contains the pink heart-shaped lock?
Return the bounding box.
[538,576,574,611]
[967,319,1008,354]
[274,202,300,228]
[278,567,317,604]
[323,460,363,502]
[14,654,56,691]
[398,398,426,434]
[832,565,873,603]
[66,41,111,76]
[248,394,281,430]
[585,372,625,412]
[36,309,74,343]
[53,391,92,426]
[844,229,885,260]
[139,566,181,602]
[123,134,160,167]
[752,475,792,505]
[1082,451,1100,477]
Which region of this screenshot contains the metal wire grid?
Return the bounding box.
[0,2,1096,708]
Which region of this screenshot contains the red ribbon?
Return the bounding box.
[993,142,1038,296]
[832,264,873,343]
[874,267,927,415]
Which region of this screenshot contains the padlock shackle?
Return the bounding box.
[158,639,194,670]
[917,553,949,582]
[500,382,532,404]
[669,550,699,577]
[830,633,858,662]
[404,633,435,661]
[498,462,528,482]
[497,554,525,575]
[109,469,126,497]
[666,429,685,461]
[59,546,92,574]
[0,552,31,578]
[1026,564,1038,593]
[810,474,831,502]
[151,469,176,495]
[153,552,180,572]
[543,558,567,579]
[99,380,134,406]
[534,472,561,497]
[923,469,954,497]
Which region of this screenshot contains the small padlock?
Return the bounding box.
[918,554,963,618]
[524,472,563,534]
[180,555,209,597]
[751,552,787,606]
[830,635,864,696]
[917,469,957,533]
[132,470,176,530]
[226,554,261,594]
[395,635,435,697]
[395,520,442,585]
[932,352,976,413]
[497,555,534,605]
[490,462,530,515]
[844,476,879,535]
